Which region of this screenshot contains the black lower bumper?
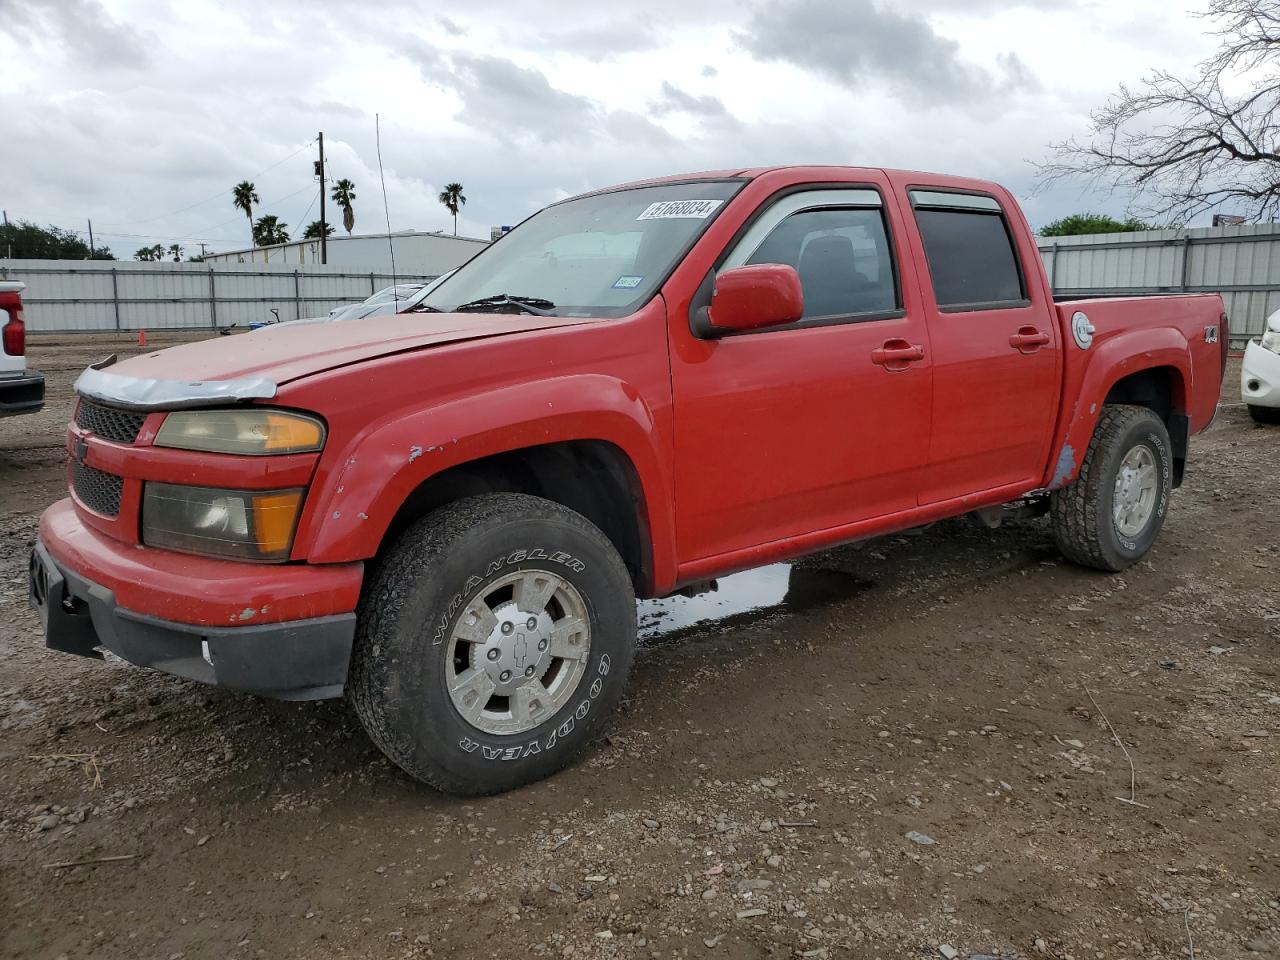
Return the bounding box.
[29,541,356,700]
[0,369,45,416]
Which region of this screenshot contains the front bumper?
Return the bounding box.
[31,501,363,700]
[0,369,45,416]
[1242,340,1280,409]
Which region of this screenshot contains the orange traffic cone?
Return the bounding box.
[137,329,147,347]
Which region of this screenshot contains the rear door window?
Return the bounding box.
[910,191,1026,310]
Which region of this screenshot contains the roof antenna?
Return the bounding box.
[375,112,400,309]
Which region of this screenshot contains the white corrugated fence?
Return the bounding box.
[0,260,436,332]
[8,223,1280,344]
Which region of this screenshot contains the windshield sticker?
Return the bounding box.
[636,199,724,221]
[612,275,644,289]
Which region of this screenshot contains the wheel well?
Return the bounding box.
[381,441,653,595]
[1103,365,1190,486]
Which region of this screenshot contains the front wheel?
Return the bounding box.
[350,494,636,795]
[1248,403,1280,425]
[1051,405,1172,572]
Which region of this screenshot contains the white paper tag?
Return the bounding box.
[636,199,724,221]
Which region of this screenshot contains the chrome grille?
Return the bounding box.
[74,399,147,445]
[71,460,123,518]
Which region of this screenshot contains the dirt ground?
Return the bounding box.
[1,334,1277,960]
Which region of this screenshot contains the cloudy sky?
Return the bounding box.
[0,0,1219,257]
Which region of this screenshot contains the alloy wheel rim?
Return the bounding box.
[446,569,591,736]
[1112,445,1158,538]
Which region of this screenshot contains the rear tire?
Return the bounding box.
[1248,403,1280,424]
[349,494,635,795]
[1050,405,1172,572]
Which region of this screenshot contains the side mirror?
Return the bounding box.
[704,264,804,336]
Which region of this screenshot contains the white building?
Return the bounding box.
[202,230,489,274]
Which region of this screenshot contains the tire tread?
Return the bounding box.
[348,493,634,795]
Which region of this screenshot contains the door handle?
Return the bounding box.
[1009,326,1051,353]
[871,339,926,371]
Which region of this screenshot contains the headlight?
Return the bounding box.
[142,482,304,562]
[1262,329,1280,354]
[154,409,325,456]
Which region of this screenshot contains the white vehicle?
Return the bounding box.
[0,281,44,416]
[327,283,430,322]
[1242,308,1280,424]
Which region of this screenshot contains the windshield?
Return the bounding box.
[419,180,743,317]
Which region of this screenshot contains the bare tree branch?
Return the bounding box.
[1036,0,1280,223]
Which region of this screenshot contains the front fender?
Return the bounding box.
[1046,325,1191,489]
[295,374,676,583]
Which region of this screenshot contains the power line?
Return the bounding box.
[107,138,318,228]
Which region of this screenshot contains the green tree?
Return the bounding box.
[167,243,184,262]
[0,220,113,259]
[134,244,166,261]
[232,180,260,248]
[253,215,289,247]
[1039,213,1153,237]
[438,182,466,235]
[303,220,335,239]
[330,178,357,235]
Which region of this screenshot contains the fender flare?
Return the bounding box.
[1047,327,1191,489]
[295,374,676,585]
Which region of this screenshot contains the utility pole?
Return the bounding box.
[316,131,328,265]
[87,219,96,258]
[2,210,9,260]
[198,242,208,259]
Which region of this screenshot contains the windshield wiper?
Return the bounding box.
[453,294,556,316]
[407,304,442,313]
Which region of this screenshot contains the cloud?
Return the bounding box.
[651,81,730,119]
[3,0,152,69]
[407,45,674,147]
[735,0,1034,104]
[537,20,663,60]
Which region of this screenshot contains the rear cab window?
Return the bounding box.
[909,190,1028,312]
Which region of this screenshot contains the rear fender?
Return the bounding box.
[1047,326,1191,489]
[295,374,676,586]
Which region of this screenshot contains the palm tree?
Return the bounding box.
[167,243,184,262]
[438,182,466,235]
[331,178,357,235]
[232,181,260,248]
[303,220,335,240]
[253,215,289,247]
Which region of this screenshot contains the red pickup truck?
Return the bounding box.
[30,166,1227,795]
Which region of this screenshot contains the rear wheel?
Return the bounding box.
[1051,405,1172,572]
[350,494,635,795]
[1248,403,1280,424]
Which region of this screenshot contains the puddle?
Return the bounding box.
[637,562,872,643]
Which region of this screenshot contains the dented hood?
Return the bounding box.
[89,312,593,404]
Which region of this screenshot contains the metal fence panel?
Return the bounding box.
[0,260,436,332]
[1039,224,1280,345]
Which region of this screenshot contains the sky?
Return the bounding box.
[0,0,1221,258]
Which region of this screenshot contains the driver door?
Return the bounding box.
[668,184,935,564]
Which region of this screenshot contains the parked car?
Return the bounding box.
[0,281,44,416]
[31,165,1228,795]
[253,275,455,331]
[327,283,429,322]
[1241,307,1280,423]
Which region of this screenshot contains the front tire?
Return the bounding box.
[350,494,636,795]
[1248,403,1280,424]
[1051,405,1172,572]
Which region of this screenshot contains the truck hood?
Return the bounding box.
[81,312,594,407]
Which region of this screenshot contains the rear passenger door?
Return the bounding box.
[899,187,1060,503]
